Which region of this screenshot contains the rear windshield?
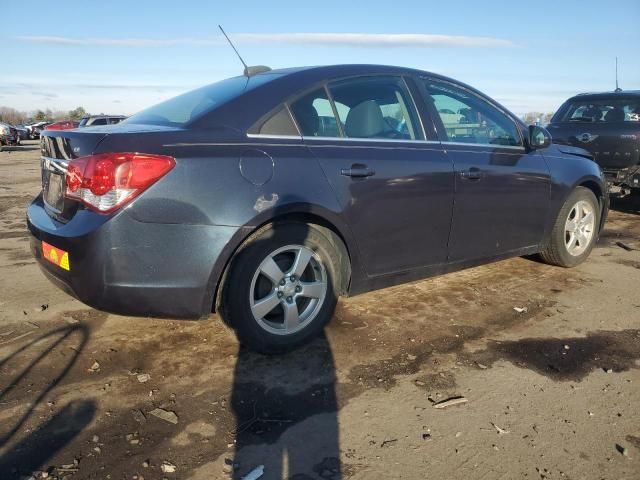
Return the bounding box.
[123,74,278,127]
[560,97,640,123]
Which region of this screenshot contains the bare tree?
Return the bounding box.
[0,107,28,125]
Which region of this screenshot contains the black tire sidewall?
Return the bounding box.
[222,223,340,353]
[550,187,600,267]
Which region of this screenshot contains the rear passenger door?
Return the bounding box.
[289,76,455,276]
[420,77,551,262]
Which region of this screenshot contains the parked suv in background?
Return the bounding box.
[548,90,640,194]
[78,115,126,127]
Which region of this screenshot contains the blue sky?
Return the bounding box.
[2,0,639,116]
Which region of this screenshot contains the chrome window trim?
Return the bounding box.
[164,137,443,148]
[421,76,526,147]
[303,136,441,145]
[441,141,526,151]
[246,133,302,140]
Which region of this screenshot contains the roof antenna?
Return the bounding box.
[615,57,622,93]
[218,25,271,77]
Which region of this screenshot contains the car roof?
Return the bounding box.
[568,90,640,101]
[258,63,446,82]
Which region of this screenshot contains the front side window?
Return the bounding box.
[425,79,522,147]
[328,76,423,140]
[561,98,640,123]
[290,88,340,137]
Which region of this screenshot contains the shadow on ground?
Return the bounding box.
[465,329,640,381]
[0,324,94,478]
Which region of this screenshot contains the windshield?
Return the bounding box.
[561,97,640,123]
[122,74,278,127]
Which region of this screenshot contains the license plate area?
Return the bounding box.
[43,171,64,212]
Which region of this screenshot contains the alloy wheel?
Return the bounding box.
[249,245,328,335]
[564,200,595,256]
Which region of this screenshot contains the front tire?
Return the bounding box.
[539,187,600,267]
[220,223,342,353]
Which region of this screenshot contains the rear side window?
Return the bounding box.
[290,88,340,137]
[425,79,522,147]
[328,76,423,140]
[560,98,640,123]
[249,106,299,136]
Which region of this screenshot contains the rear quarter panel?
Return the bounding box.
[96,132,361,309]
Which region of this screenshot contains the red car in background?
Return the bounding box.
[44,120,79,131]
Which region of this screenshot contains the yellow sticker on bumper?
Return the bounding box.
[42,241,70,271]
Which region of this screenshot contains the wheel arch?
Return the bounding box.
[208,206,355,314]
[575,177,608,233]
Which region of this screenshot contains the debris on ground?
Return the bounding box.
[615,443,628,456]
[513,306,528,313]
[88,361,100,373]
[160,461,177,473]
[422,433,433,441]
[137,373,151,383]
[149,408,179,424]
[491,422,510,434]
[433,396,468,409]
[241,465,265,480]
[380,438,398,447]
[132,409,147,424]
[615,241,634,251]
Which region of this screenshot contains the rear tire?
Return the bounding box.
[539,187,600,267]
[220,223,342,354]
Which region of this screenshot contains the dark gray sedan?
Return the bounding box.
[28,64,608,352]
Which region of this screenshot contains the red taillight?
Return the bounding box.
[64,152,175,214]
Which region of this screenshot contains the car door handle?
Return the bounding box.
[341,165,376,178]
[459,167,482,180]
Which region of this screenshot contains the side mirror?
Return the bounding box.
[528,125,552,150]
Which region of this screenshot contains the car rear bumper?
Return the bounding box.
[27,195,240,319]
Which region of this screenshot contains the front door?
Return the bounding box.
[289,76,454,276]
[420,77,551,262]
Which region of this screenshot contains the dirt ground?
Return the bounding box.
[0,141,639,480]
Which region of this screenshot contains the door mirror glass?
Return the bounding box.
[529,125,552,149]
